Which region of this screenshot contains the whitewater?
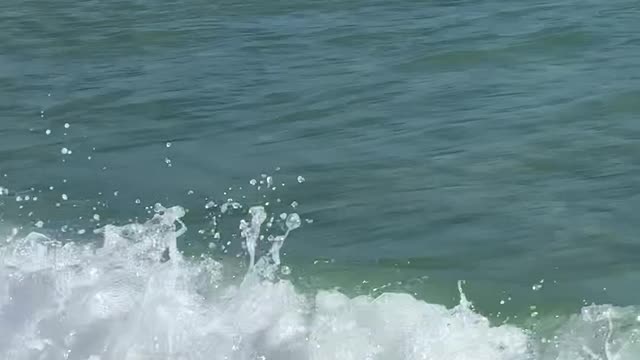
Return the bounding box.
[1,187,639,360]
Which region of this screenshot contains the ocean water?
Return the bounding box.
[2,0,640,358]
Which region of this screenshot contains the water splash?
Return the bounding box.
[239,206,267,268]
[1,178,640,359]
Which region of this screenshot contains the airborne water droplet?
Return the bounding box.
[205,201,216,209]
[297,176,305,183]
[286,213,301,230]
[61,194,68,201]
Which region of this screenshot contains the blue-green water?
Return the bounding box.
[2,0,640,358]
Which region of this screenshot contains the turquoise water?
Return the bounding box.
[2,0,640,358]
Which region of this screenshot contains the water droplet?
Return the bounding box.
[61,194,68,201]
[77,229,86,235]
[266,176,273,187]
[297,176,305,183]
[532,284,542,291]
[93,214,100,221]
[187,190,194,195]
[24,195,30,201]
[286,213,301,230]
[205,201,216,209]
[61,147,70,155]
[166,142,172,148]
[35,220,44,228]
[249,179,257,186]
[135,198,141,204]
[64,123,70,129]
[164,158,172,167]
[15,196,22,202]
[279,213,287,220]
[45,129,51,135]
[281,266,291,275]
[290,201,298,208]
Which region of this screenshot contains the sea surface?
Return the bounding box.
[2,0,640,358]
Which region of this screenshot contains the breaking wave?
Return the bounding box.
[1,196,639,359]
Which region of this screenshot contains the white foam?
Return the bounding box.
[0,206,638,360]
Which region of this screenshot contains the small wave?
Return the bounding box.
[1,201,639,360]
